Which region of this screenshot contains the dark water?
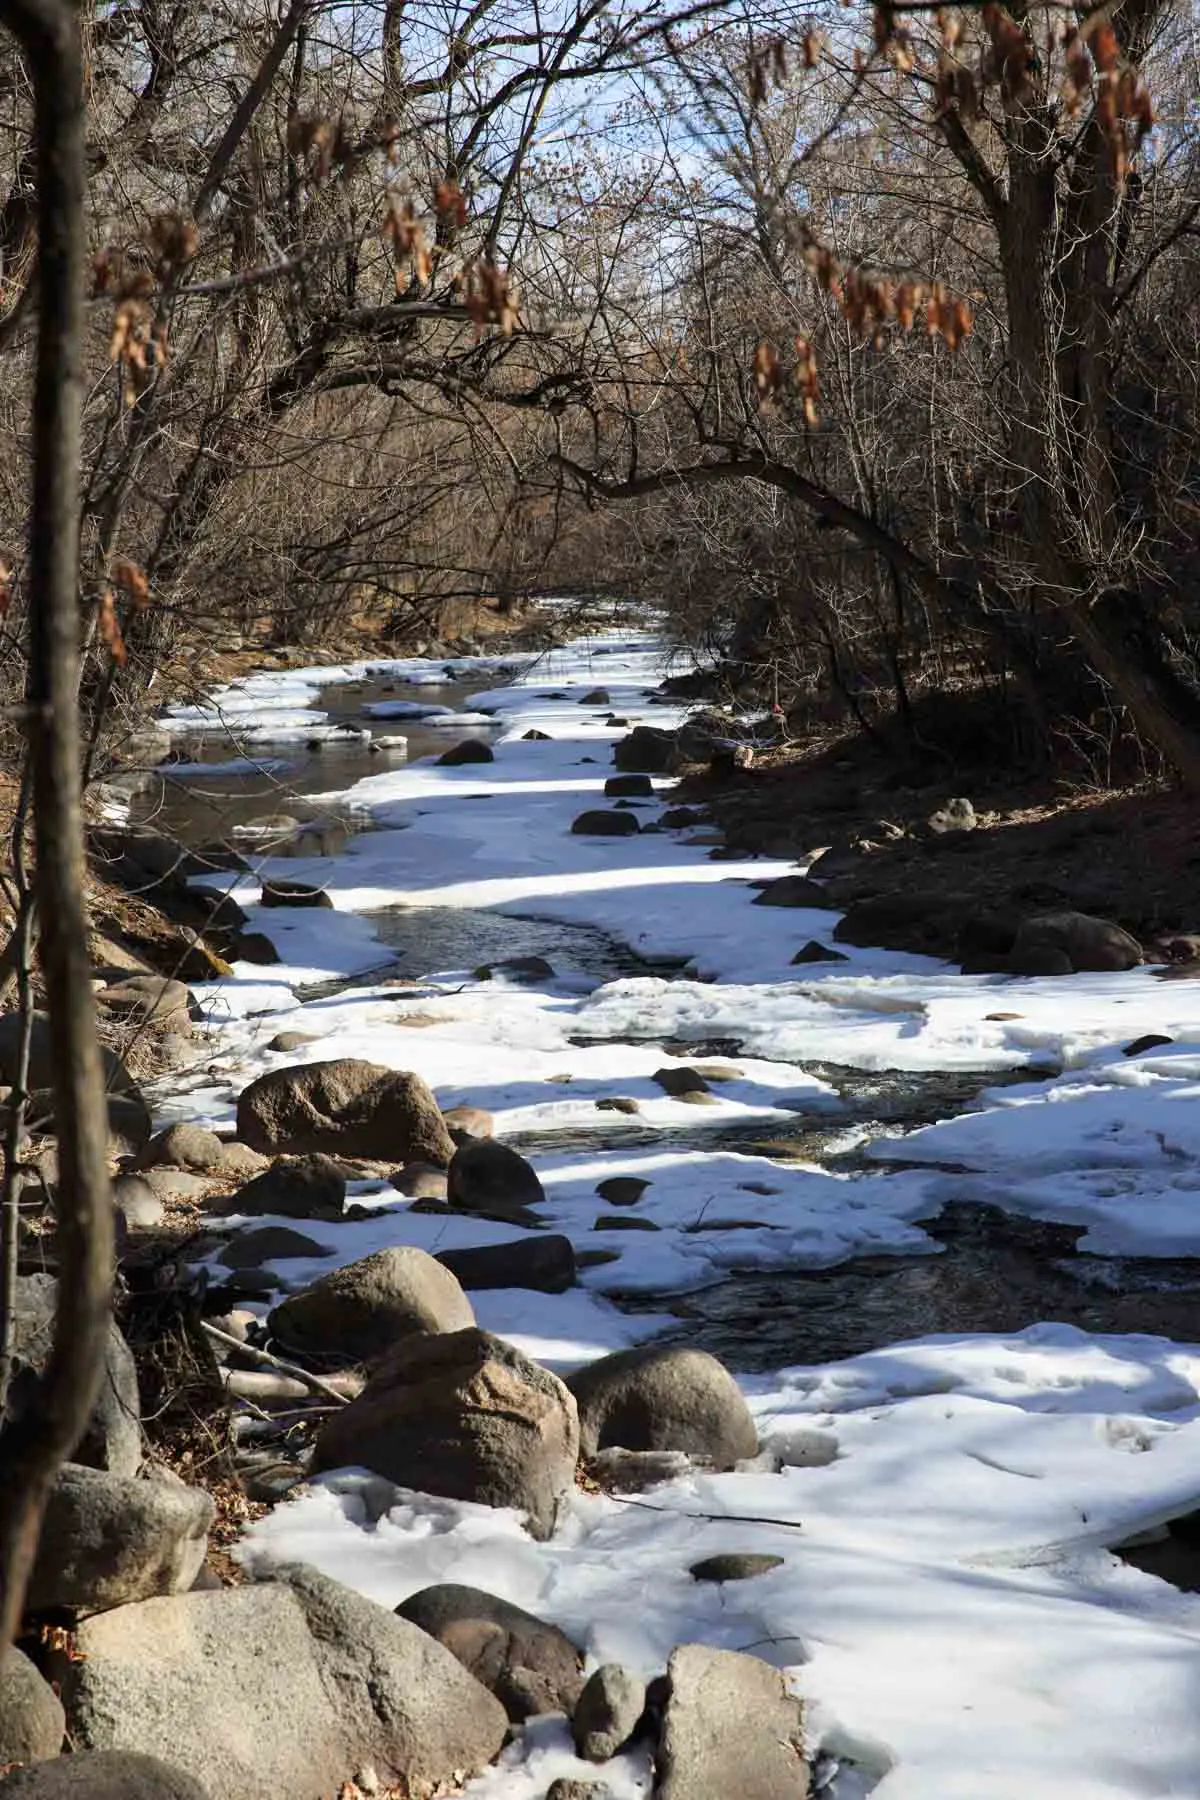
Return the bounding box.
[367,903,662,986]
[619,1203,1200,1373]
[131,668,513,847]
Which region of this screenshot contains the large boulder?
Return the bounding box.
[0,1752,210,1799]
[313,1328,579,1539]
[656,1644,809,1800]
[235,1060,455,1164]
[29,1465,212,1614]
[568,1346,757,1468]
[1009,911,1143,976]
[5,1276,140,1476]
[613,727,679,774]
[58,1567,507,1800]
[0,1647,65,1765]
[436,1234,575,1294]
[448,1139,545,1216]
[396,1584,584,1721]
[268,1246,474,1362]
[0,1013,136,1093]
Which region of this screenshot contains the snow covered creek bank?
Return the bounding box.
[133,620,1200,1800]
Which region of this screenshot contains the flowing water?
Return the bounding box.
[150,662,1200,1375]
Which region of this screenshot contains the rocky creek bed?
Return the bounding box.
[9,619,1200,1800]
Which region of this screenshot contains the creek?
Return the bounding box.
[149,658,1200,1374]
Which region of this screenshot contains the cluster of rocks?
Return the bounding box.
[2,1216,805,1798]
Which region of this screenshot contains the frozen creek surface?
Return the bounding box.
[152,613,1200,1800]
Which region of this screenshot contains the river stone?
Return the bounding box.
[313,1328,579,1539]
[223,1152,347,1221]
[258,880,333,909]
[21,1088,152,1159]
[217,1226,331,1271]
[29,1465,212,1613]
[751,875,828,909]
[0,1646,65,1765]
[690,1553,786,1583]
[659,806,706,829]
[1009,911,1143,976]
[594,1214,661,1231]
[656,1644,808,1800]
[652,1066,710,1097]
[269,1246,473,1362]
[448,1138,545,1215]
[613,726,678,773]
[140,1122,225,1173]
[475,954,556,983]
[0,1752,211,1799]
[5,1276,141,1476]
[792,940,848,965]
[0,1013,137,1093]
[438,738,494,766]
[572,1664,646,1761]
[96,976,192,1031]
[236,1059,455,1164]
[395,1584,584,1721]
[571,809,639,837]
[568,1345,758,1467]
[442,1104,495,1139]
[595,1096,640,1114]
[436,1234,575,1294]
[395,1162,449,1199]
[595,1176,649,1206]
[605,774,654,798]
[112,1173,166,1231]
[58,1568,506,1800]
[229,930,280,964]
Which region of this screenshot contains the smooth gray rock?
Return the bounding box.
[268,1245,473,1362]
[217,1226,330,1271]
[573,1663,646,1761]
[0,1751,210,1798]
[571,809,639,837]
[396,1583,583,1721]
[656,1644,808,1799]
[0,1646,65,1765]
[612,726,678,773]
[448,1138,545,1215]
[313,1329,579,1539]
[652,1067,710,1097]
[139,1123,225,1173]
[5,1276,141,1476]
[750,876,828,909]
[438,738,494,765]
[236,1059,455,1164]
[568,1346,758,1468]
[690,1553,785,1583]
[224,1152,347,1221]
[436,1234,575,1294]
[59,1568,507,1800]
[29,1465,212,1613]
[1009,911,1142,976]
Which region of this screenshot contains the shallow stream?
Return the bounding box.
[153,661,1200,1373]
